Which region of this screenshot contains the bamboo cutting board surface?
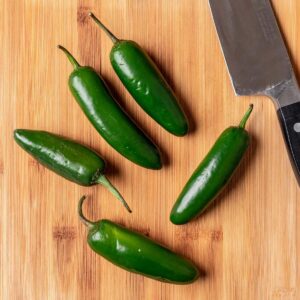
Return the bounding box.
[1,0,299,299]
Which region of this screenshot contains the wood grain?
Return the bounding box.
[1,0,299,299]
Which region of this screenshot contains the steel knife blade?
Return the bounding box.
[209,0,300,185]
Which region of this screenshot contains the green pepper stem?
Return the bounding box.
[57,45,81,69]
[78,195,96,228]
[96,175,132,213]
[239,104,254,129]
[89,12,119,44]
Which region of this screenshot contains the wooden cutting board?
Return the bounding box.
[1,0,299,299]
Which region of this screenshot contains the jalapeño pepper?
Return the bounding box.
[79,196,199,284]
[14,129,131,212]
[170,105,254,224]
[89,12,189,136]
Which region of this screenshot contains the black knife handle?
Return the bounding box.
[277,102,300,185]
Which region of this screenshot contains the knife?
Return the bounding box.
[209,0,300,185]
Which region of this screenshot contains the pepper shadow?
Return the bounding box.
[145,49,198,136]
[188,132,259,222]
[101,157,121,178]
[99,73,171,167]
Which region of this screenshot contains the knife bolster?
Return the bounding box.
[267,74,300,109]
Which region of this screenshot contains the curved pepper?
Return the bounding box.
[79,196,199,284]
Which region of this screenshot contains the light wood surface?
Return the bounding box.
[1,0,299,299]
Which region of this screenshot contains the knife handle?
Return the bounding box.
[277,102,300,185]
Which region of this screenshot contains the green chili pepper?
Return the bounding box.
[78,195,199,284]
[170,105,254,225]
[89,13,189,137]
[14,129,131,212]
[58,45,162,170]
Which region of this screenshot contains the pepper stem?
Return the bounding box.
[96,175,132,213]
[239,104,254,128]
[78,195,96,228]
[89,12,119,44]
[57,45,80,69]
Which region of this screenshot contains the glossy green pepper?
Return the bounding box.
[79,196,199,284]
[14,129,131,212]
[170,105,254,224]
[89,13,189,137]
[58,45,162,170]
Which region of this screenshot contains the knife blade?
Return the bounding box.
[209,0,300,185]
